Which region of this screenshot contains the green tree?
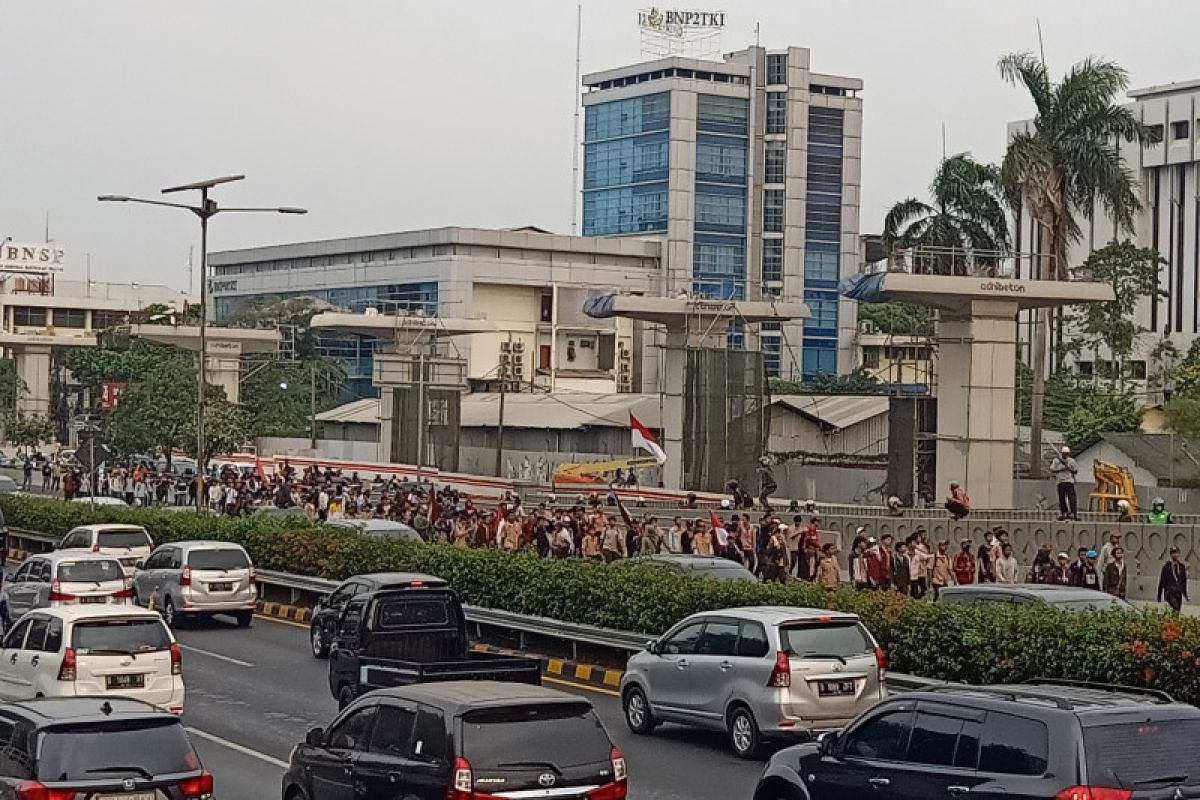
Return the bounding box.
[107,356,197,465]
[1064,389,1141,451]
[770,367,886,396]
[1165,398,1200,439]
[999,51,1158,474]
[223,296,333,359]
[5,411,55,450]
[882,153,1010,275]
[240,360,344,438]
[63,343,179,398]
[187,398,251,463]
[0,359,25,412]
[857,302,935,336]
[1069,240,1167,368]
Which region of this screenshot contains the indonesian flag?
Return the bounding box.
[630,413,667,465]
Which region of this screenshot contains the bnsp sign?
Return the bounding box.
[0,242,65,273]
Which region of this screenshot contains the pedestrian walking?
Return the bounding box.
[1157,547,1189,613]
[21,459,32,491]
[1049,446,1079,520]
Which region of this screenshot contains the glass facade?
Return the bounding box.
[762,238,783,283]
[763,189,784,233]
[764,141,786,184]
[802,106,845,381]
[766,92,787,134]
[582,93,671,236]
[766,54,788,86]
[761,321,782,378]
[693,94,749,299]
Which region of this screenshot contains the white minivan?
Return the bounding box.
[58,524,154,575]
[0,605,185,713]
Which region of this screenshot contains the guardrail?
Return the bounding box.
[12,528,935,687]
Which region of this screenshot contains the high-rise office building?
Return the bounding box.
[581,45,863,380]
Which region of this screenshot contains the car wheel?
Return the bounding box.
[162,597,177,628]
[623,686,656,735]
[728,705,762,759]
[337,685,356,711]
[234,611,253,628]
[310,624,329,659]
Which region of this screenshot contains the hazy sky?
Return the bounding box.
[2,1,1196,290]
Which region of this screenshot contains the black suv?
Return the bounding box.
[283,680,627,800]
[0,697,212,799]
[755,680,1200,799]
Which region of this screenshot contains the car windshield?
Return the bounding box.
[58,560,125,583]
[376,596,453,629]
[687,563,757,582]
[187,549,250,571]
[781,622,872,659]
[1054,596,1135,611]
[38,720,199,781]
[1084,719,1200,787]
[96,529,151,549]
[72,618,171,654]
[462,703,611,771]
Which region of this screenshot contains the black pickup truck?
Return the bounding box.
[324,572,541,707]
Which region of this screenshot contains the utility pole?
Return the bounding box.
[495,333,511,477]
[415,354,426,484]
[309,365,317,450]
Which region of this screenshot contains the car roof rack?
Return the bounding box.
[1022,678,1175,704]
[919,684,1074,710]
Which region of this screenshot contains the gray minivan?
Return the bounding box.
[621,606,887,758]
[132,541,257,628]
[0,552,130,629]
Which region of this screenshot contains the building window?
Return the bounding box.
[1123,360,1147,380]
[12,307,44,327]
[1147,124,1165,144]
[697,94,749,134]
[53,308,86,328]
[583,93,670,141]
[764,141,786,184]
[694,239,746,280]
[763,189,784,233]
[583,133,669,189]
[694,188,746,233]
[582,184,669,235]
[1173,120,1190,140]
[863,348,880,369]
[804,292,839,332]
[766,92,787,134]
[1076,361,1093,377]
[802,346,837,379]
[804,249,839,284]
[766,53,787,86]
[695,136,747,183]
[762,335,782,378]
[762,238,783,283]
[92,310,128,330]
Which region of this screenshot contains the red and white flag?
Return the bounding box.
[630,413,667,465]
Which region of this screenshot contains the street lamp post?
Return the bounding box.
[99,176,305,507]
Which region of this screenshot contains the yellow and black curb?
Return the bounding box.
[256,600,313,623]
[249,599,626,692]
[471,643,625,693]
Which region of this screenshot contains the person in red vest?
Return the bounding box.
[865,535,892,590]
[952,539,976,585]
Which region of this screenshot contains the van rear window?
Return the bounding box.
[72,618,171,655]
[462,703,611,771]
[97,529,151,549]
[38,720,198,781]
[187,549,250,570]
[1084,719,1200,787]
[376,597,451,629]
[780,622,872,659]
[58,560,125,583]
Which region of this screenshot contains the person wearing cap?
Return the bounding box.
[952,539,976,585]
[1046,552,1071,585]
[865,535,888,589]
[1157,547,1189,613]
[1049,445,1079,521]
[886,496,904,517]
[1148,497,1174,525]
[1115,499,1133,523]
[1081,549,1101,590]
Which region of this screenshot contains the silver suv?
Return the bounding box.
[132,541,257,628]
[0,552,130,628]
[621,606,887,758]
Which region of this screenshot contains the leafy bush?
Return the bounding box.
[5,496,1200,702]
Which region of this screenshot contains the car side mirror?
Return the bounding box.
[645,639,658,655]
[305,727,325,747]
[818,731,839,757]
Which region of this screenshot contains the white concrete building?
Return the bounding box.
[1010,78,1200,397]
[208,227,661,398]
[581,45,863,381]
[0,278,186,414]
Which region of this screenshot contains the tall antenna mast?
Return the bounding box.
[570,3,582,235]
[188,246,194,296]
[941,121,947,161]
[44,212,50,243]
[1036,18,1046,66]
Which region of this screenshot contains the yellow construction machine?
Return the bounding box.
[553,456,663,485]
[1089,459,1138,514]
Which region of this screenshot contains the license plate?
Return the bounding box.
[818,680,855,697]
[80,596,106,604]
[105,673,145,690]
[209,582,233,592]
[97,793,156,800]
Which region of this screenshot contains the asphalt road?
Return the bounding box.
[171,613,765,800]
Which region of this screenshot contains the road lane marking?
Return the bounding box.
[185,727,289,769]
[543,675,620,697]
[255,613,309,629]
[179,645,254,668]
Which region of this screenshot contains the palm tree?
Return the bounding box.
[882,153,1010,275]
[998,52,1157,476]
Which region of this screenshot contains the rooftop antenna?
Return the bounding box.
[44,211,51,243]
[570,3,582,235]
[941,121,947,161]
[754,21,760,47]
[1036,18,1046,66]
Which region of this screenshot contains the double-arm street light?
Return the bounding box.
[99,175,306,505]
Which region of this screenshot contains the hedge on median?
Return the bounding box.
[2,495,1192,703]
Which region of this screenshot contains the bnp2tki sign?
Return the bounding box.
[638,8,727,32]
[0,242,66,273]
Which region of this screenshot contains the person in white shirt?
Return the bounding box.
[666,517,687,554]
[995,542,1020,583]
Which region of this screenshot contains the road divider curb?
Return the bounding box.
[255,600,312,623]
[470,643,624,692]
